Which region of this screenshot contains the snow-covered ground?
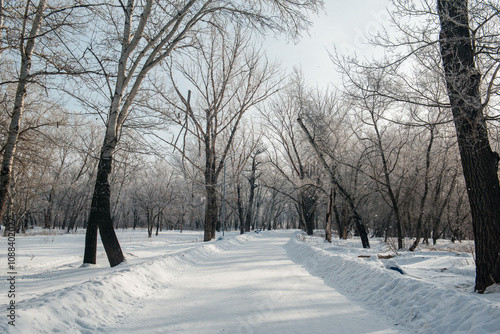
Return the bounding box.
[0,229,499,333]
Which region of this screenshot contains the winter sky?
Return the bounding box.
[263,0,391,87]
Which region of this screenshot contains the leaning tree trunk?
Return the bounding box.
[0,0,47,223]
[438,0,500,293]
[83,145,125,267]
[370,110,403,249]
[297,118,370,248]
[245,179,256,233]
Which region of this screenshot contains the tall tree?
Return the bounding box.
[437,0,500,293]
[297,117,370,248]
[0,0,89,229]
[0,0,47,226]
[157,28,279,241]
[82,0,322,265]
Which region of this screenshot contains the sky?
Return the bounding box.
[263,0,391,87]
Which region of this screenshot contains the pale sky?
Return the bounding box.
[263,0,391,87]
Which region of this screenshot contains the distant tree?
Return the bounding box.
[261,73,322,236]
[297,117,370,248]
[244,149,264,232]
[133,161,176,238]
[158,28,280,241]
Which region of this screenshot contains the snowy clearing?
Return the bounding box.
[1,229,499,333]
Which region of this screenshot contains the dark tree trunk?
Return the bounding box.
[155,212,160,236]
[237,184,245,234]
[83,153,125,267]
[438,0,500,293]
[333,191,343,239]
[245,176,256,233]
[325,186,334,243]
[370,111,403,249]
[147,209,153,238]
[204,182,218,241]
[410,126,434,252]
[297,118,370,248]
[301,191,316,236]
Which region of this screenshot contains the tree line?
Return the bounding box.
[1,0,499,292]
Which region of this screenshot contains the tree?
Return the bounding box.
[244,149,263,232]
[297,117,370,248]
[81,0,322,265]
[262,72,323,236]
[133,161,176,237]
[0,0,89,226]
[333,0,500,291]
[437,0,500,293]
[0,0,47,224]
[350,75,408,249]
[157,28,279,241]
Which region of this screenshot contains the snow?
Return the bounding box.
[1,229,499,333]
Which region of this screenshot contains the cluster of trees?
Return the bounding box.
[1,0,499,292]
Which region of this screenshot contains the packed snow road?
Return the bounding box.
[3,229,498,333]
[107,231,403,334]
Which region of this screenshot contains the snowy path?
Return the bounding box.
[107,231,403,334]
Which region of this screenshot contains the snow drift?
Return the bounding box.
[286,232,500,333]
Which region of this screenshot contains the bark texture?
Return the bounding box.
[438,0,500,292]
[83,151,125,267]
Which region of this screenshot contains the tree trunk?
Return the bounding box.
[237,184,245,234]
[204,182,218,241]
[245,180,256,233]
[410,126,434,251]
[244,154,260,232]
[301,192,315,236]
[438,0,500,293]
[83,149,125,267]
[325,186,334,243]
[297,118,370,248]
[370,111,403,249]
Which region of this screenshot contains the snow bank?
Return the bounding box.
[0,231,261,334]
[285,232,500,334]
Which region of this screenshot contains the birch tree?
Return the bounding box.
[0,0,47,226]
[0,0,90,227]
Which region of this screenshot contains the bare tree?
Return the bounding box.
[0,0,90,226]
[297,117,370,248]
[0,0,47,225]
[437,0,500,292]
[331,0,500,292]
[156,28,280,241]
[80,0,322,265]
[244,149,264,232]
[261,72,324,236]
